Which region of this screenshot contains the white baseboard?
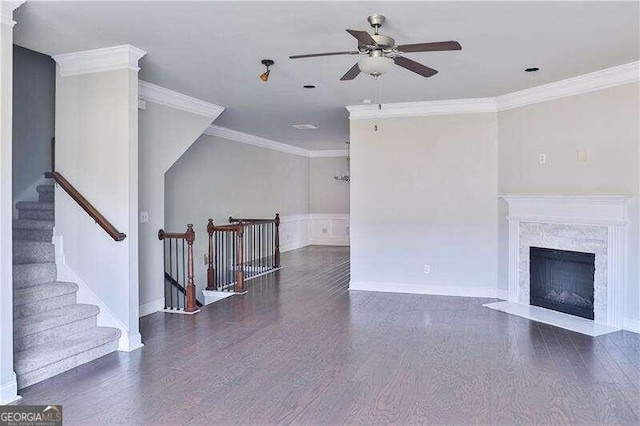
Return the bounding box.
[623,317,640,334]
[496,288,509,301]
[308,238,350,246]
[53,235,142,352]
[139,298,164,317]
[0,374,21,405]
[201,289,235,305]
[349,281,499,298]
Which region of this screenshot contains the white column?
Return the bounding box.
[53,45,146,351]
[0,0,24,405]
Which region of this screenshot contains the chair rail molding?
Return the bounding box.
[138,81,225,118]
[52,45,146,77]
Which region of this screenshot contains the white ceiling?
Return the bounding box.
[14,1,640,150]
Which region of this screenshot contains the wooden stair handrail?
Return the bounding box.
[44,171,126,242]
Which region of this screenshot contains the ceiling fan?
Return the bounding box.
[289,14,461,80]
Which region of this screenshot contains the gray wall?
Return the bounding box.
[13,45,55,202]
[165,134,310,296]
[310,157,350,214]
[350,113,499,293]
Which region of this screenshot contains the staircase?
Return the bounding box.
[13,183,121,389]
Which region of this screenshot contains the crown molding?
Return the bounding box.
[346,98,497,120]
[1,1,24,27]
[138,81,224,119]
[346,61,639,119]
[309,150,349,158]
[497,61,640,111]
[204,125,311,157]
[52,45,146,77]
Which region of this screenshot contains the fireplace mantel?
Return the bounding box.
[496,194,632,333]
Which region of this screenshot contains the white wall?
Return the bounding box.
[498,82,640,322]
[310,156,350,214]
[55,67,141,350]
[138,102,213,312]
[349,113,499,296]
[165,133,310,298]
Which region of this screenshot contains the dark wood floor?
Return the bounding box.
[18,246,640,424]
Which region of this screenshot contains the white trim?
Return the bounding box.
[204,125,310,157]
[309,150,348,158]
[0,375,20,405]
[203,125,349,158]
[345,61,640,120]
[497,61,640,111]
[159,308,199,315]
[53,45,146,77]
[139,298,164,317]
[349,281,498,298]
[484,301,620,337]
[496,288,509,301]
[53,235,143,352]
[138,81,225,118]
[0,1,24,27]
[201,290,235,305]
[346,98,497,120]
[623,318,640,334]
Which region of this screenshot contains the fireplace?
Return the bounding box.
[530,247,595,320]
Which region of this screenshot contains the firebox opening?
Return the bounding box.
[530,247,595,320]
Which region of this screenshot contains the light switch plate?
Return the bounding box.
[139,211,149,223]
[577,149,588,162]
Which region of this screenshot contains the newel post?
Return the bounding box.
[274,213,281,268]
[184,224,198,313]
[206,219,216,291]
[235,224,246,294]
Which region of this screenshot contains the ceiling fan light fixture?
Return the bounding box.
[358,55,393,77]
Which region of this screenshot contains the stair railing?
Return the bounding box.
[206,214,280,295]
[44,171,126,241]
[158,224,200,313]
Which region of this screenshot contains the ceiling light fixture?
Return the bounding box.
[525,67,540,72]
[358,51,394,78]
[259,59,274,82]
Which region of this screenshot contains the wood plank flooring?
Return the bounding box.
[17,246,640,424]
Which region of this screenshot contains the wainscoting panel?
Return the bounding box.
[280,214,350,252]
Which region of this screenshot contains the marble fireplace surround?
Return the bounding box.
[492,195,631,334]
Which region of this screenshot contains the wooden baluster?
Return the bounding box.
[206,219,216,291]
[235,225,246,294]
[274,213,281,268]
[184,224,198,313]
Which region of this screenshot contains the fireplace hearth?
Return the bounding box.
[529,247,595,320]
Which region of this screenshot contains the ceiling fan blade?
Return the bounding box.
[289,51,359,59]
[397,41,462,53]
[393,56,438,78]
[346,29,377,46]
[340,63,361,81]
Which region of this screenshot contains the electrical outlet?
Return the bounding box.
[346,226,350,236]
[577,149,588,162]
[139,211,149,223]
[424,265,431,274]
[203,253,208,265]
[539,153,546,165]
[322,228,328,234]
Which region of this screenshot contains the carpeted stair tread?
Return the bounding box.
[13,219,54,230]
[36,184,54,194]
[14,304,98,338]
[15,201,54,211]
[15,327,121,377]
[13,241,55,264]
[14,281,78,306]
[13,263,57,288]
